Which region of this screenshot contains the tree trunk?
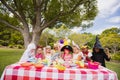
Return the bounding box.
[31,31,42,46]
[22,30,32,48]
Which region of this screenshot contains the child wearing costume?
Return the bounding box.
[91,36,111,67]
[61,45,73,61]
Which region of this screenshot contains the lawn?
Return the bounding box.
[0,48,24,76]
[0,48,120,80]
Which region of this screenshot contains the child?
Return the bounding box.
[19,43,36,62]
[61,45,73,61]
[44,46,52,60]
[35,46,45,60]
[51,43,61,61]
[72,45,83,61]
[81,45,92,62]
[91,36,111,67]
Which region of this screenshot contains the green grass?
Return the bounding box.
[0,48,120,80]
[106,61,120,80]
[0,48,24,76]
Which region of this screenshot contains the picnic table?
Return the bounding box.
[1,62,118,80]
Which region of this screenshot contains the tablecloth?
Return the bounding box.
[1,63,118,80]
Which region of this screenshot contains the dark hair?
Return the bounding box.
[36,46,43,50]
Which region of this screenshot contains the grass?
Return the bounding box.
[0,48,120,80]
[106,61,120,80]
[0,48,24,76]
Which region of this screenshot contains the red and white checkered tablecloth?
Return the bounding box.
[1,63,118,80]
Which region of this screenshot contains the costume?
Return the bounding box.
[19,43,36,62]
[91,36,110,67]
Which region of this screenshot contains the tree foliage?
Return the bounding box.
[69,32,95,48]
[100,27,120,53]
[0,26,23,48]
[53,24,71,38]
[0,0,98,48]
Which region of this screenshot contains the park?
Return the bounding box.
[0,0,120,80]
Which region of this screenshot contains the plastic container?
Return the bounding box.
[88,62,99,69]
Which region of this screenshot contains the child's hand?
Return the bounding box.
[105,48,109,54]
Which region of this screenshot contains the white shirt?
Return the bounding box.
[45,54,52,60]
[73,52,84,60]
[81,52,92,61]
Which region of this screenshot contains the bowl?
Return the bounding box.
[88,62,99,69]
[20,62,33,67]
[34,64,44,69]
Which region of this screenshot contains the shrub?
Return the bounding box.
[8,44,14,48]
[112,53,120,61]
[16,45,24,49]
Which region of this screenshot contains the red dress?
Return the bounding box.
[35,53,45,59]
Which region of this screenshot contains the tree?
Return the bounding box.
[100,27,120,53]
[69,33,95,48]
[0,25,24,47]
[0,0,98,48]
[39,29,57,47]
[53,24,71,38]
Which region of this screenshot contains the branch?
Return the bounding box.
[41,14,59,30]
[0,18,23,32]
[13,0,28,27]
[34,0,42,27]
[41,0,86,30]
[42,0,50,12]
[60,0,85,16]
[1,0,28,27]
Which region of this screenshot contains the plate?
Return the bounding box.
[20,62,33,67]
[34,64,44,68]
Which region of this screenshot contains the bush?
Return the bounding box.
[112,53,120,61]
[8,44,14,48]
[0,40,9,46]
[16,45,24,49]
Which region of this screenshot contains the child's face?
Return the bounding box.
[95,48,100,53]
[73,46,79,53]
[64,49,70,54]
[46,48,51,54]
[54,47,58,51]
[82,48,88,52]
[37,48,43,53]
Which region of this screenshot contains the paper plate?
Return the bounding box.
[34,64,44,68]
[20,62,33,67]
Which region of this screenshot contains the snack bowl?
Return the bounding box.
[20,62,33,67]
[34,64,44,69]
[88,62,99,69]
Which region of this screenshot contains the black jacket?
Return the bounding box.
[91,49,110,67]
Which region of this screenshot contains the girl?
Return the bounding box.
[44,46,52,60]
[81,46,92,62]
[72,45,83,61]
[91,36,111,67]
[35,46,45,60]
[61,45,73,61]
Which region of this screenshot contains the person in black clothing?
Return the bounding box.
[91,36,111,67]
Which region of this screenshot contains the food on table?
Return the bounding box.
[77,61,85,68]
[34,64,44,68]
[42,59,48,64]
[55,64,66,71]
[20,62,33,67]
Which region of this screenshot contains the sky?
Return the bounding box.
[72,0,120,34]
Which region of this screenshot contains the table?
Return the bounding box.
[1,63,118,80]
